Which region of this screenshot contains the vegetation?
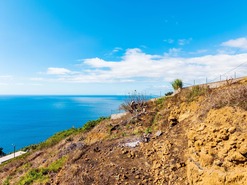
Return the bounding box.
[23,117,108,151]
[186,85,210,102]
[120,90,147,114]
[156,97,165,105]
[145,127,152,134]
[18,157,67,185]
[0,147,5,157]
[204,84,247,110]
[2,78,247,184]
[37,128,79,150]
[2,176,10,185]
[81,116,108,132]
[165,91,173,96]
[171,79,183,90]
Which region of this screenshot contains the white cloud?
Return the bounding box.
[47,68,71,75]
[112,47,122,53]
[221,37,247,50]
[30,77,45,81]
[163,39,174,44]
[164,38,192,46]
[0,82,7,86]
[43,48,247,85]
[0,75,13,80]
[189,49,208,55]
[178,38,192,46]
[165,48,182,57]
[105,47,123,56]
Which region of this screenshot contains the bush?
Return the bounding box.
[165,91,173,96]
[156,97,165,105]
[204,85,247,110]
[81,117,108,132]
[23,117,108,151]
[38,128,79,149]
[144,127,152,134]
[120,91,148,114]
[18,157,67,185]
[186,85,210,102]
[171,79,183,90]
[0,147,6,157]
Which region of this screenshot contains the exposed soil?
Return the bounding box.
[0,78,247,185]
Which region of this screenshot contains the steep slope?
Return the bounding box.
[0,78,247,185]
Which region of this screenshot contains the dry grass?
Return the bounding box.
[196,84,247,119]
[206,84,247,110]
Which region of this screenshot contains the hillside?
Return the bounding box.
[1,78,247,185]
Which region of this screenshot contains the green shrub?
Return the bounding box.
[3,177,10,185]
[0,147,6,157]
[38,128,79,149]
[165,91,173,96]
[171,79,183,90]
[156,97,165,105]
[81,117,108,132]
[23,117,108,151]
[18,157,67,185]
[144,127,152,134]
[186,85,209,102]
[47,156,67,172]
[18,168,49,185]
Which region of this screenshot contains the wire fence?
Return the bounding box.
[110,61,247,115]
[183,62,247,88]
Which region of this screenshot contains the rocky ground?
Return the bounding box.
[0,78,247,185]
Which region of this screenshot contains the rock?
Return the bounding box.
[176,163,181,169]
[211,142,217,148]
[169,117,179,127]
[122,149,128,154]
[198,125,206,131]
[239,144,247,155]
[214,159,223,166]
[194,140,203,151]
[135,175,140,179]
[228,127,236,134]
[221,135,229,140]
[110,124,120,132]
[170,165,177,171]
[227,151,247,162]
[142,134,151,143]
[93,146,100,152]
[199,153,214,166]
[125,141,140,148]
[155,130,163,137]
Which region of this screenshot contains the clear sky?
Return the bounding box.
[1,0,247,95]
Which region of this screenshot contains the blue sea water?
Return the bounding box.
[0,95,125,154]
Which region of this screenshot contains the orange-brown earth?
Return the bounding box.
[0,78,247,185]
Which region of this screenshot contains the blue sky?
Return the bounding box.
[1,0,247,95]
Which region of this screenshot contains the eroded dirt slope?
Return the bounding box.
[0,79,247,185]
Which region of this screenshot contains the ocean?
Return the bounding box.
[0,95,126,154]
